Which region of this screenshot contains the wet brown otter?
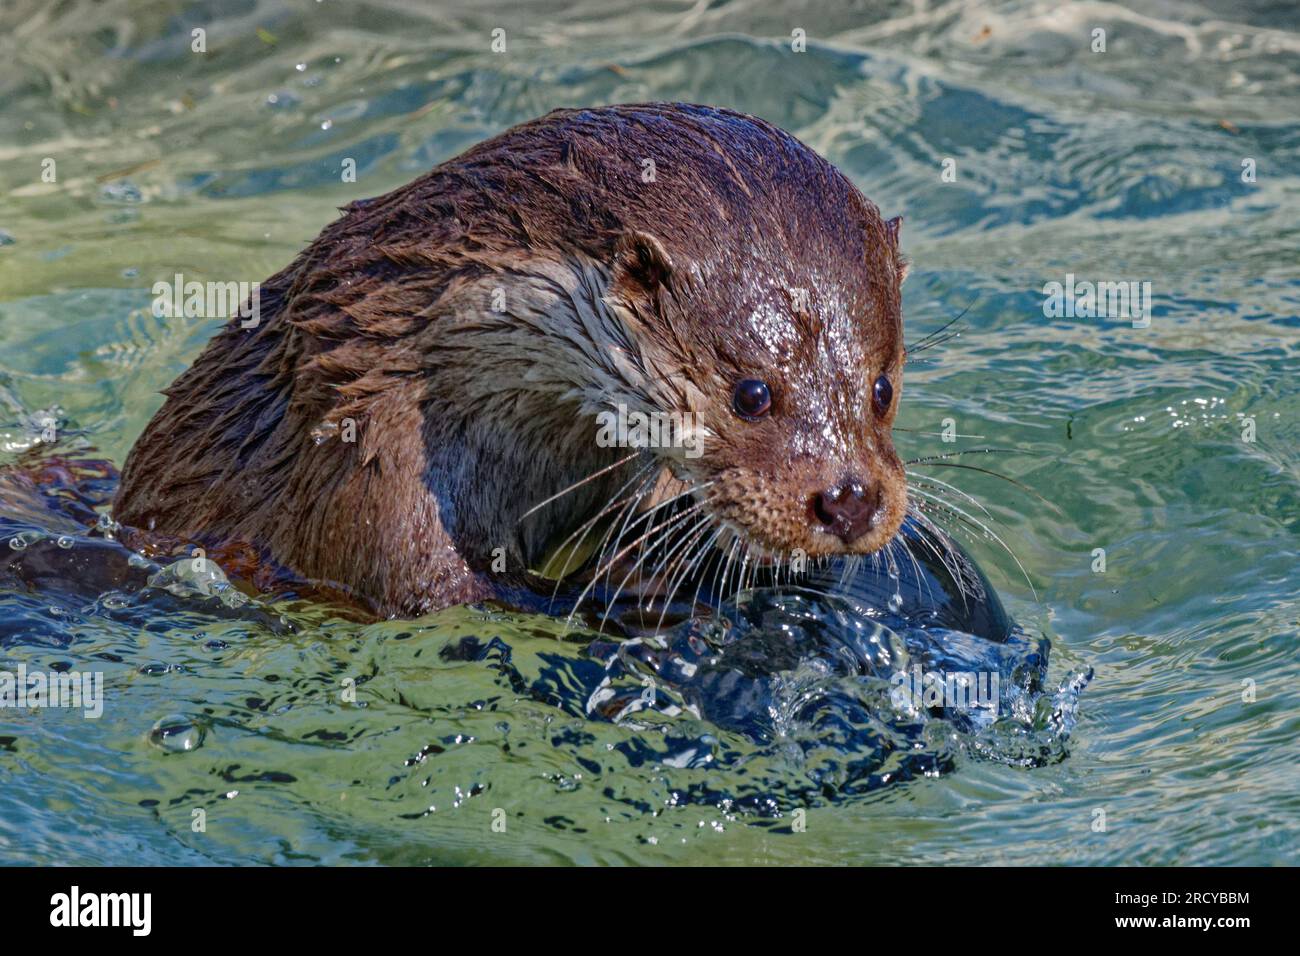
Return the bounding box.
[113,103,909,619]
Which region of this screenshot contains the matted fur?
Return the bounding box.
[114,103,908,617]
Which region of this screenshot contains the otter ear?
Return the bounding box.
[613,230,674,294]
[885,215,902,246]
[885,215,909,285]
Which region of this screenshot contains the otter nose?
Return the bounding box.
[811,477,881,544]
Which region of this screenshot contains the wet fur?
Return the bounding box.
[114,103,908,618]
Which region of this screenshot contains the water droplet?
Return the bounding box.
[310,421,339,444]
[148,715,204,752]
[7,531,42,550]
[56,535,74,549]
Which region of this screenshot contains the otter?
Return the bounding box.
[112,103,911,620]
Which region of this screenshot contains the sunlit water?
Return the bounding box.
[1,0,1297,865]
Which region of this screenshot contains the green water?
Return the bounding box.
[1,0,1297,865]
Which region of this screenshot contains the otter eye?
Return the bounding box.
[733,379,771,420]
[872,374,894,417]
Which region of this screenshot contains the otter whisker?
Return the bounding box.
[520,449,642,520]
[896,427,987,440]
[734,537,762,606]
[546,464,661,617]
[857,535,889,595]
[546,459,661,608]
[880,537,901,582]
[907,327,963,356]
[553,458,659,567]
[592,496,712,609]
[605,479,715,599]
[592,466,675,604]
[569,498,712,631]
[834,553,856,591]
[592,503,669,619]
[723,537,747,606]
[602,501,715,633]
[905,447,1029,465]
[910,460,1059,511]
[908,486,991,544]
[913,512,975,607]
[901,505,972,608]
[629,479,716,593]
[908,486,1037,601]
[637,503,716,599]
[908,469,1057,596]
[907,472,996,521]
[905,297,976,356]
[685,524,727,616]
[889,531,936,610]
[711,536,742,610]
[735,539,755,602]
[904,496,981,595]
[651,515,721,634]
[743,543,755,595]
[900,522,947,609]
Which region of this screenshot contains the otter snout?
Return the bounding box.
[810,475,884,545]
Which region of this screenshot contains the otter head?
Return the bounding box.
[420,105,911,581]
[604,188,908,565]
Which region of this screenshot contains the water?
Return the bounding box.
[1,0,1297,865]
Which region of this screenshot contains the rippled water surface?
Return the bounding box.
[1,0,1297,865]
